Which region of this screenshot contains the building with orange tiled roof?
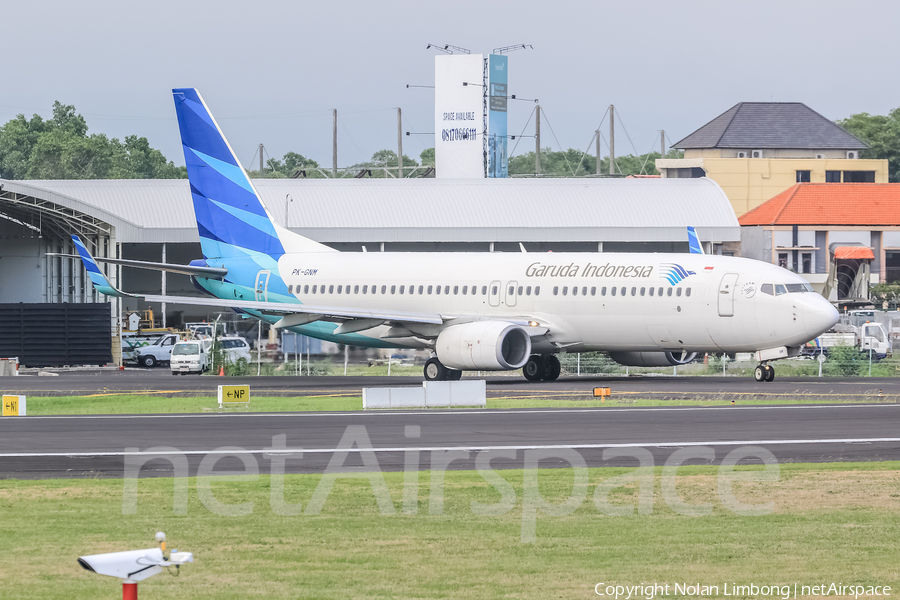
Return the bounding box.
[739,183,900,303]
[656,102,889,218]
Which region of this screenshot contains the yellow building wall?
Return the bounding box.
[698,158,888,216]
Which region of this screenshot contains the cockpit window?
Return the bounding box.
[761,283,774,296]
[786,283,814,293]
[774,284,787,296]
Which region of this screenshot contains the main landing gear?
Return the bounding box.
[424,357,462,381]
[522,354,561,382]
[754,364,775,382]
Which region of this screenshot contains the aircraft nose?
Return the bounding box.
[804,294,839,337]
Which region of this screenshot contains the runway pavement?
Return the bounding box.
[1,403,898,479]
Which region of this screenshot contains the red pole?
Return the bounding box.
[123,581,137,600]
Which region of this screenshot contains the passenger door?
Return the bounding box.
[489,280,501,307]
[717,273,739,317]
[505,280,518,307]
[255,270,271,302]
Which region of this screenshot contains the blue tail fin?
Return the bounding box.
[687,226,704,255]
[172,89,332,261]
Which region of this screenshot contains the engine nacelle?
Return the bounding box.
[436,321,532,371]
[608,351,698,367]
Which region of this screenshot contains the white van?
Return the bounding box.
[169,341,209,375]
[216,337,252,365]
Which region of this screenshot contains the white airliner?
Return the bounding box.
[69,89,839,383]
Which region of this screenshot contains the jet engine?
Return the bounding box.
[436,321,532,370]
[608,351,698,367]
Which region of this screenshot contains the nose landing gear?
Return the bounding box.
[754,364,775,382]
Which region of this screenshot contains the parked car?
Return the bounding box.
[169,341,209,375]
[215,337,252,365]
[134,334,180,368]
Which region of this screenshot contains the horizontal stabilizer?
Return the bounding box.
[47,254,228,278]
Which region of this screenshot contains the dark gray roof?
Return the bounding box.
[673,102,868,150]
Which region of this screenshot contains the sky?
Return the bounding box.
[3,0,898,171]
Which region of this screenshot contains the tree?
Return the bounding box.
[248,151,320,178]
[508,147,682,177]
[837,108,900,183]
[419,148,435,167]
[0,101,185,180]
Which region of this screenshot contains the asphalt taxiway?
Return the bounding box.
[1,403,898,479]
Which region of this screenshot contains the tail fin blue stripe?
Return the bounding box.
[173,88,285,260]
[687,226,704,254]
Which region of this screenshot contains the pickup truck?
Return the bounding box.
[134,333,181,368]
[805,322,891,360]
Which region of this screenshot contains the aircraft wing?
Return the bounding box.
[139,293,444,325]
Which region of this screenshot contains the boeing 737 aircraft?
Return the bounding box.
[70,88,839,383]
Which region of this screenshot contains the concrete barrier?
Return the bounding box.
[362,380,486,409]
[0,358,19,377]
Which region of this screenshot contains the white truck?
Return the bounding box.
[807,322,891,359]
[133,333,181,368]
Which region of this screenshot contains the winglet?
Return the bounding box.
[687,226,704,254]
[71,235,133,297]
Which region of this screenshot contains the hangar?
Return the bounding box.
[0,176,739,328]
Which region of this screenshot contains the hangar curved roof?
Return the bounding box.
[1,177,739,244]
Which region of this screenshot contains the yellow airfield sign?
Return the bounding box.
[218,385,250,408]
[2,395,26,416]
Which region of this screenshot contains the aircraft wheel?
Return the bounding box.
[140,355,157,368]
[543,355,561,381]
[446,369,462,381]
[754,366,765,382]
[424,357,447,381]
[765,365,775,382]
[523,355,545,381]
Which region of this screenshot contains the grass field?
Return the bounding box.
[0,462,897,599]
[15,392,900,415]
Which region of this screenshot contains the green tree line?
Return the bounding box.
[838,108,900,183]
[0,101,185,180]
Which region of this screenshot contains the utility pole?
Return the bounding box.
[595,130,601,176]
[332,109,338,178]
[661,129,666,158]
[535,105,541,175]
[397,107,403,179]
[608,105,615,176]
[258,143,264,174]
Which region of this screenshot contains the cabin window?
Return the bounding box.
[304,285,309,294]
[676,288,682,297]
[454,286,459,295]
[288,285,293,294]
[640,287,645,296]
[410,286,415,295]
[446,286,452,295]
[667,288,673,297]
[775,284,787,296]
[312,285,317,294]
[553,286,559,296]
[418,285,424,294]
[518,286,523,295]
[472,284,478,293]
[629,287,634,296]
[622,287,627,296]
[658,287,663,296]
[399,285,405,294]
[336,285,342,294]
[491,285,497,295]
[611,287,616,297]
[482,286,488,295]
[535,286,541,296]
[427,285,433,294]
[381,285,386,294]
[363,285,368,294]
[649,287,654,297]
[565,286,571,295]
[686,288,691,297]
[526,286,532,295]
[601,286,606,296]
[591,287,596,296]
[462,286,468,295]
[326,285,332,294]
[508,285,514,296]
[572,286,578,296]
